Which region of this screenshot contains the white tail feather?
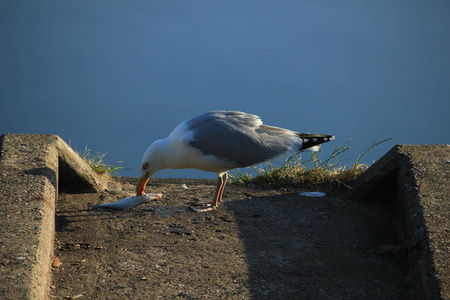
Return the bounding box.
[303,145,320,152]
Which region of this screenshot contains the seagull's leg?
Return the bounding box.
[191,173,228,212]
[215,173,228,206]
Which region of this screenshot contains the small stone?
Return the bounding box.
[52,257,61,267]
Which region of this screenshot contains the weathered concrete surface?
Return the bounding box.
[0,135,448,299]
[51,180,412,299]
[0,134,107,300]
[350,144,450,299]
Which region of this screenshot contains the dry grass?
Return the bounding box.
[233,138,391,187]
[76,146,127,177]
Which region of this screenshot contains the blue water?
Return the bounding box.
[1,1,449,179]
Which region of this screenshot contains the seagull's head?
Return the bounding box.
[136,140,166,195]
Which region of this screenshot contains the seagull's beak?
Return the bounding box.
[136,174,150,195]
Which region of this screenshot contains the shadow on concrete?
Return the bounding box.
[55,209,140,233]
[25,160,100,194]
[58,157,100,194]
[347,145,449,299]
[226,192,412,299]
[25,166,57,189]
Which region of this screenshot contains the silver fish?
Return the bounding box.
[90,193,162,210]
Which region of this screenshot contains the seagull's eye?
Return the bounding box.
[142,163,149,170]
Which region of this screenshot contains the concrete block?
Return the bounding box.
[0,134,107,300]
[349,144,450,299]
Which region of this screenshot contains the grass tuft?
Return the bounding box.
[233,138,391,187]
[76,146,127,177]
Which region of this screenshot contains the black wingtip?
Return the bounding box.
[297,133,335,150]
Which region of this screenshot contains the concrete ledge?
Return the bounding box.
[349,144,450,299]
[0,134,107,300]
[1,136,448,299]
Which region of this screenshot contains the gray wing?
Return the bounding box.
[185,111,298,167]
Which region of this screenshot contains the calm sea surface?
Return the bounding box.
[1,1,449,178]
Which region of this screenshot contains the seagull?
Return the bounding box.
[136,111,334,212]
